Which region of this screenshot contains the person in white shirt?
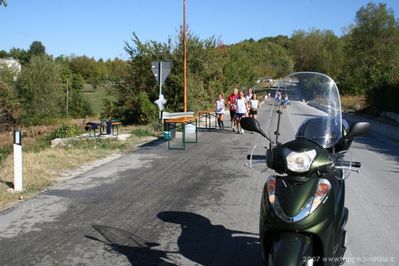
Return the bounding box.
[235,91,247,134]
[249,93,259,119]
[215,94,225,130]
[245,88,253,102]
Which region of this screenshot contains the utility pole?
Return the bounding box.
[66,78,69,116]
[183,0,187,112]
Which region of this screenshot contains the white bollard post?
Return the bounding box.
[13,130,23,192]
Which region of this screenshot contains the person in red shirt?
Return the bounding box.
[227,88,238,131]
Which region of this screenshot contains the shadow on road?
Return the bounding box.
[86,225,176,265]
[157,211,262,266]
[137,138,167,148]
[353,135,399,163]
[86,212,262,265]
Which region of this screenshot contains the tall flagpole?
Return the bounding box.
[183,0,187,112]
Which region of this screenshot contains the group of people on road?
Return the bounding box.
[274,91,290,108]
[214,88,259,134]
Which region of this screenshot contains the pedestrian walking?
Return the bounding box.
[274,91,282,106]
[215,94,225,130]
[235,91,247,134]
[283,93,289,108]
[227,88,238,131]
[249,93,259,119]
[245,88,253,102]
[245,88,253,114]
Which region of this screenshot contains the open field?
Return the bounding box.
[82,83,117,115]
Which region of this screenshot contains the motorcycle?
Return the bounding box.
[241,72,370,266]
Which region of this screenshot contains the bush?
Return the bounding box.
[367,82,399,113]
[118,91,157,125]
[135,92,157,124]
[45,124,84,141]
[0,81,21,131]
[100,98,115,121]
[69,94,93,118]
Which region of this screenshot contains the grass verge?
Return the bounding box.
[341,95,367,112]
[0,124,159,209]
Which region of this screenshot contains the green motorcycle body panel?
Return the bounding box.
[260,138,348,265]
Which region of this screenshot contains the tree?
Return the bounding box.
[223,43,256,89]
[15,55,63,124]
[58,60,92,117]
[68,56,108,89]
[252,38,293,78]
[342,2,399,94]
[290,29,344,79]
[28,41,46,57]
[68,73,93,117]
[0,66,21,131]
[0,50,8,58]
[0,0,7,7]
[104,58,129,81]
[116,33,170,123]
[9,48,29,65]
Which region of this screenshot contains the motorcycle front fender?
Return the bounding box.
[268,232,312,266]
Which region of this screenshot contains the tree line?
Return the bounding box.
[112,2,398,124]
[0,41,129,130]
[1,2,398,128]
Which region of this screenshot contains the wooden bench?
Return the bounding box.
[164,116,197,150]
[111,121,121,136]
[84,122,100,137]
[84,121,121,137]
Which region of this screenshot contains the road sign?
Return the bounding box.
[152,61,172,120]
[151,61,172,89]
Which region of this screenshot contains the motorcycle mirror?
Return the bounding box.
[240,117,270,141]
[346,122,370,138]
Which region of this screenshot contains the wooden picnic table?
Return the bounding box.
[111,121,121,136]
[165,116,196,124]
[164,116,197,150]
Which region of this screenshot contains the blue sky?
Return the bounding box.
[1,0,398,60]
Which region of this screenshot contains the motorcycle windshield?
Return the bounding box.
[265,72,342,148]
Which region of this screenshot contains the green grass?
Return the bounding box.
[82,83,117,115]
[131,127,153,137]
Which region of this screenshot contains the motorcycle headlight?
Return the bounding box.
[283,148,317,173]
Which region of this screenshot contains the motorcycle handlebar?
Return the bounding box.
[339,161,361,168]
[247,154,267,160]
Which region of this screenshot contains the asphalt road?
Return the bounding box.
[0,101,398,265]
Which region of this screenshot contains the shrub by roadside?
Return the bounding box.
[340,95,367,112]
